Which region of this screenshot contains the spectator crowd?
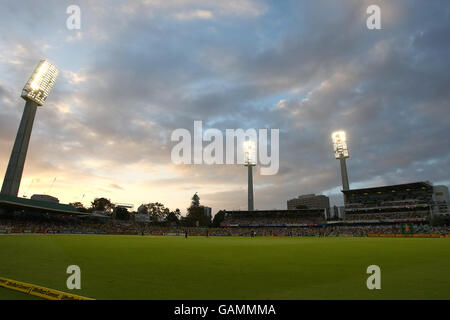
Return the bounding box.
[344,211,429,221]
[0,217,448,237]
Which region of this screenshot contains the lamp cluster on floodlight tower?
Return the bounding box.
[1,60,58,197]
[244,140,256,211]
[331,131,350,193]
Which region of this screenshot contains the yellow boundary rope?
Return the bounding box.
[0,276,94,300]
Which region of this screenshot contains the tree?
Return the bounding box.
[69,202,88,213]
[166,208,181,224]
[191,192,200,207]
[212,210,226,227]
[146,202,169,223]
[114,206,130,220]
[91,198,114,213]
[184,193,210,227]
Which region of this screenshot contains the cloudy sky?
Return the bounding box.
[0,0,449,214]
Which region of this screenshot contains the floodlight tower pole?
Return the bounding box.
[1,100,39,196]
[246,163,255,211]
[244,140,256,212]
[1,60,58,197]
[339,156,350,191]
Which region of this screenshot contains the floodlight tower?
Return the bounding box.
[244,140,256,211]
[331,131,350,192]
[1,60,58,197]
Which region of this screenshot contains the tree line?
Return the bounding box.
[69,192,225,227]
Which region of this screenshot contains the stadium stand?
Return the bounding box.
[220,209,327,227]
[342,182,433,222]
[0,194,79,215]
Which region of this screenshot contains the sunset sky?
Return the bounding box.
[0,0,449,215]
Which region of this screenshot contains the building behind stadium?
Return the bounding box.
[287,194,330,211]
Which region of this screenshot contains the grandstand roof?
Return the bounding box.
[342,181,433,195]
[0,194,80,215]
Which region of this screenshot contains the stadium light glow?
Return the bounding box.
[331,131,349,159]
[21,60,59,106]
[243,140,256,211]
[244,140,256,166]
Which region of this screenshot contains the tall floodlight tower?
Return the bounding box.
[244,140,256,211]
[331,131,350,193]
[1,60,58,197]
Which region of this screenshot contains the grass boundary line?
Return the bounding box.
[0,277,94,300]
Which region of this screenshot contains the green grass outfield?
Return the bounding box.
[0,235,449,300]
